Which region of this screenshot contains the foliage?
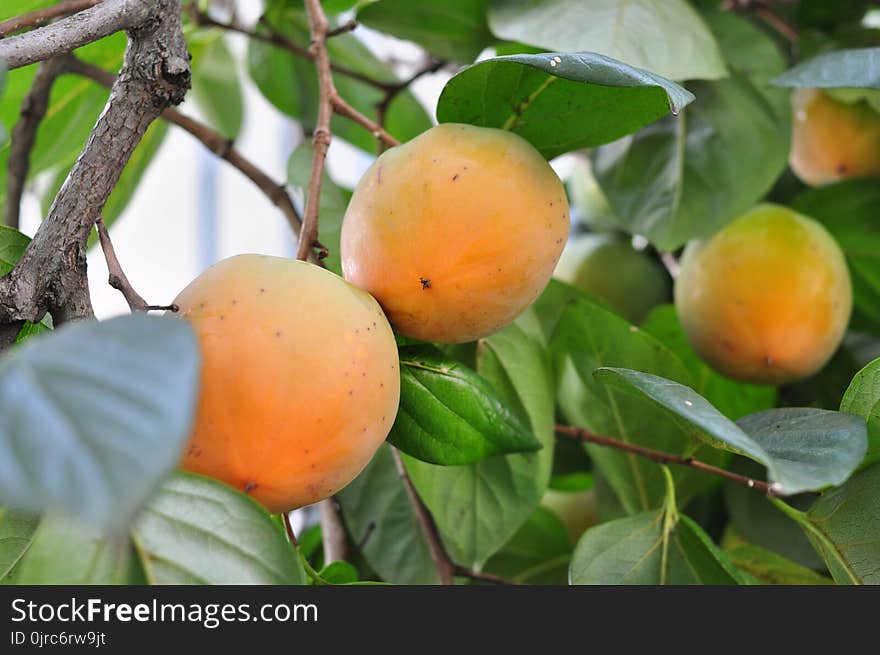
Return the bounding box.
[1,0,879,586]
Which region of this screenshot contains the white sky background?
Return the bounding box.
[18,0,574,319]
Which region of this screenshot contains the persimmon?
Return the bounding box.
[554,234,671,324]
[340,123,569,343]
[675,204,851,384]
[790,88,880,186]
[174,255,400,513]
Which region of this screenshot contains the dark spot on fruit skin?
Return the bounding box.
[836,162,848,174]
[259,288,266,294]
[199,302,206,309]
[275,331,282,337]
[244,482,257,494]
[452,174,459,181]
[348,390,354,396]
[219,315,225,321]
[232,299,238,305]
[420,277,432,290]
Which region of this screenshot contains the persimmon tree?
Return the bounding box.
[1,0,879,586]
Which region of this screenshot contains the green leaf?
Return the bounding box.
[593,76,789,250]
[13,513,141,585]
[793,181,880,331]
[483,506,572,584]
[337,443,437,584]
[436,52,694,160]
[391,347,541,465]
[0,508,38,583]
[724,469,825,570]
[0,225,29,276]
[771,48,880,90]
[190,35,244,139]
[318,561,359,585]
[550,297,718,513]
[792,463,880,584]
[841,356,880,468]
[287,144,348,275]
[0,314,200,531]
[592,12,789,250]
[488,0,726,82]
[0,1,54,21]
[358,0,492,62]
[570,472,743,584]
[247,7,431,154]
[0,33,127,212]
[725,544,833,585]
[596,368,868,495]
[640,305,776,421]
[405,319,555,567]
[132,473,306,584]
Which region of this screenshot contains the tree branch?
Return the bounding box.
[95,218,177,312]
[554,424,780,496]
[390,447,456,585]
[0,0,103,38]
[63,57,312,255]
[318,498,348,564]
[5,58,65,230]
[390,447,517,585]
[0,0,190,336]
[185,5,387,91]
[0,0,151,70]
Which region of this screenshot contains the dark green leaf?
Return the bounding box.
[288,144,348,275]
[0,508,38,583]
[190,35,243,139]
[390,347,541,465]
[641,305,776,421]
[132,473,306,584]
[595,368,867,494]
[318,561,359,584]
[841,356,880,468]
[793,181,880,330]
[570,506,744,584]
[405,318,555,567]
[0,314,200,531]
[800,463,880,584]
[593,75,789,250]
[550,297,718,513]
[358,0,492,62]
[725,543,833,585]
[772,48,880,89]
[483,506,572,584]
[488,0,726,82]
[337,443,437,584]
[0,225,29,276]
[437,52,693,160]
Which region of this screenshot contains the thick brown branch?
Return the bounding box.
[0,0,190,334]
[0,0,103,38]
[0,0,151,70]
[95,219,176,312]
[5,58,65,230]
[319,498,349,564]
[555,424,778,496]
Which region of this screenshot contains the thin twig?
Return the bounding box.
[374,58,445,153]
[5,58,65,229]
[282,512,299,547]
[63,57,320,260]
[95,219,176,312]
[185,4,387,91]
[0,0,102,38]
[297,0,334,261]
[390,447,455,585]
[555,424,779,496]
[326,19,357,38]
[389,447,518,585]
[723,0,798,43]
[319,498,349,564]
